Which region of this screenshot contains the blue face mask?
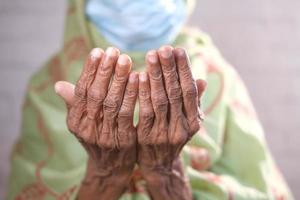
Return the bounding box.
[85,0,187,51]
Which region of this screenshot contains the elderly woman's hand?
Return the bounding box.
[55,47,138,200]
[137,46,206,200]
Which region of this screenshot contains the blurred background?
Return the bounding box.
[0,0,299,198]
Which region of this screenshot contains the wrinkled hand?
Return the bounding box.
[55,47,138,199]
[137,46,206,200]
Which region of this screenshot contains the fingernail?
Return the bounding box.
[147,50,158,63]
[106,47,119,57]
[159,46,172,58]
[118,54,131,65]
[175,47,186,57]
[139,72,148,82]
[54,82,61,94]
[129,72,138,83]
[117,54,131,76]
[90,48,103,60]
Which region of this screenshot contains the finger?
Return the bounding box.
[118,72,139,122]
[68,48,103,133]
[158,45,183,116]
[101,54,132,149]
[118,72,139,149]
[87,47,119,119]
[174,47,200,134]
[196,79,207,123]
[138,72,154,120]
[74,48,103,101]
[54,81,75,108]
[146,50,168,121]
[196,79,207,100]
[138,72,154,142]
[158,46,182,103]
[103,54,132,119]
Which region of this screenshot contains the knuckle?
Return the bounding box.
[99,63,113,77]
[103,98,119,115]
[149,67,162,80]
[97,135,115,149]
[140,109,154,120]
[154,134,168,146]
[151,90,168,106]
[140,132,168,146]
[87,87,98,97]
[170,133,188,146]
[118,108,131,117]
[139,90,151,101]
[74,86,86,99]
[168,86,182,103]
[153,103,168,114]
[118,131,136,149]
[139,103,154,121]
[125,87,137,98]
[87,88,105,105]
[118,117,133,131]
[189,119,201,134]
[98,140,114,149]
[183,84,197,98]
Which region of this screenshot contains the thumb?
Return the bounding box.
[54,81,75,107]
[196,79,207,99]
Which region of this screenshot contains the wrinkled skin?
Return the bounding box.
[56,47,139,200]
[137,46,206,200]
[55,46,206,200]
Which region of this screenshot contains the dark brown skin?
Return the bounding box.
[55,47,138,200]
[137,46,206,200]
[55,46,206,200]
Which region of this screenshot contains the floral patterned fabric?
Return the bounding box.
[6,0,294,199]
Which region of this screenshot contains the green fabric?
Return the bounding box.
[6,0,294,199]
